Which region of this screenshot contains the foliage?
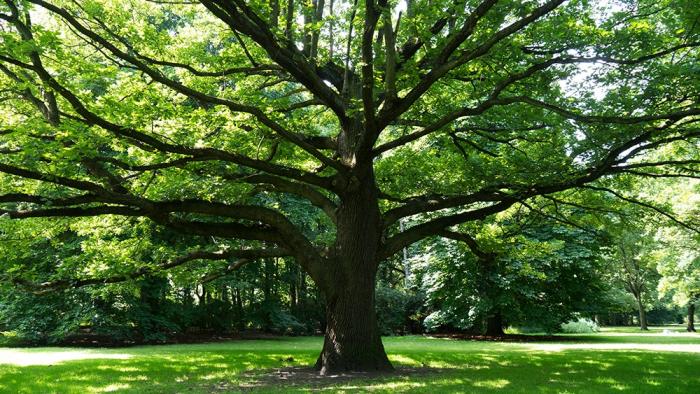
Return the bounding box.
[561,318,599,334]
[0,289,89,344]
[419,211,609,333]
[375,284,425,335]
[654,181,700,308]
[0,0,698,370]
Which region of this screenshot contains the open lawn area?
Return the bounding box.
[0,327,698,393]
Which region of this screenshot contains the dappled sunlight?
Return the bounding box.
[95,365,140,372]
[577,359,613,369]
[320,382,427,393]
[472,378,510,389]
[421,359,457,369]
[587,331,698,337]
[389,354,420,366]
[599,326,695,334]
[0,337,698,392]
[319,380,431,391]
[526,343,700,353]
[0,349,132,366]
[645,379,662,387]
[594,377,630,391]
[102,383,130,392]
[121,375,148,382]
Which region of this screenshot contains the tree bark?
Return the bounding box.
[289,270,298,311]
[485,311,505,336]
[636,296,648,330]
[315,272,392,374]
[687,302,696,332]
[314,164,393,374]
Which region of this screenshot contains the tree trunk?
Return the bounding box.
[314,163,393,374]
[636,297,648,330]
[263,258,273,302]
[477,254,503,336]
[289,273,297,311]
[485,311,505,336]
[687,302,696,332]
[315,271,392,374]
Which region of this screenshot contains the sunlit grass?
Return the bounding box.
[0,329,698,393]
[0,349,132,366]
[598,325,688,333]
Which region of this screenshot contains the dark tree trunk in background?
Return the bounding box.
[477,253,503,336]
[485,311,505,336]
[233,288,244,330]
[196,286,206,306]
[263,259,272,302]
[289,276,298,311]
[181,287,193,309]
[636,296,648,330]
[688,302,696,332]
[314,164,393,374]
[298,270,307,305]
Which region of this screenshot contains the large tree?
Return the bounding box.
[0,0,699,373]
[421,205,608,336]
[654,178,700,332]
[607,223,660,330]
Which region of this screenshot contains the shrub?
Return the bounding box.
[0,331,21,346]
[422,311,450,333]
[561,318,599,333]
[504,326,544,334]
[375,285,424,335]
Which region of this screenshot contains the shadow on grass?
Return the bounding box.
[0,344,319,393]
[0,338,699,393]
[233,365,443,392]
[562,334,700,345]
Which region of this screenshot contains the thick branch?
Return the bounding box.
[199,0,348,121]
[13,247,288,293]
[382,189,503,227]
[380,199,515,260]
[28,0,344,173]
[377,0,564,129]
[438,230,492,259]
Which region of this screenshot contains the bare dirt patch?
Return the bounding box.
[211,366,442,392]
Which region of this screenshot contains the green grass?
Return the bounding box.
[0,328,698,393]
[598,325,689,333]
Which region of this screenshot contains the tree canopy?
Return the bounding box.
[0,0,698,373]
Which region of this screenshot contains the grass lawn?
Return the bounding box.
[0,327,698,393]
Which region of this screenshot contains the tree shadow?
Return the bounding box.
[0,339,698,393]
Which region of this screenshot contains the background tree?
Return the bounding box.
[654,181,700,332]
[0,215,327,343]
[606,225,661,330]
[421,202,608,335]
[0,0,699,373]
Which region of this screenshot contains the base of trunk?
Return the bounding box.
[314,336,394,375]
[636,300,648,331]
[687,303,695,332]
[485,312,505,336]
[314,280,394,375]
